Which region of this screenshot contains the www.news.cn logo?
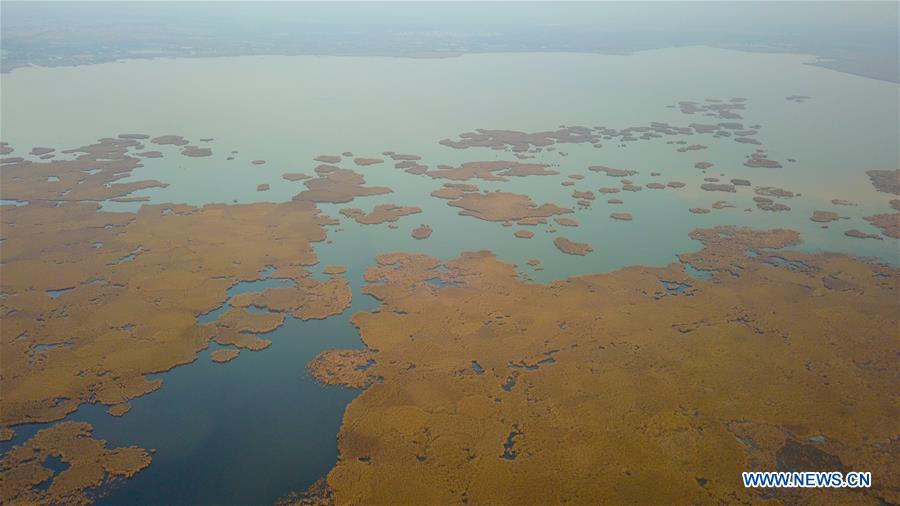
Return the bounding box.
[742,471,872,488]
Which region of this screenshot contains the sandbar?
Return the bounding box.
[211,348,241,363]
[340,204,422,225]
[514,230,535,239]
[865,170,900,195]
[554,237,593,255]
[411,225,433,240]
[293,165,392,204]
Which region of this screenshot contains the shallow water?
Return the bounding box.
[1,47,897,504]
[3,48,897,272]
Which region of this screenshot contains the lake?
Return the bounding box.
[1,46,897,504]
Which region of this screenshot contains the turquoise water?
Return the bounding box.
[1,47,898,503]
[2,48,897,273]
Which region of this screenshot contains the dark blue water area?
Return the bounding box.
[85,316,362,505]
[230,277,295,295]
[46,286,75,299]
[33,342,70,353]
[745,249,815,272]
[425,277,464,289]
[501,427,522,460]
[116,249,141,264]
[501,374,517,392]
[34,455,70,491]
[762,255,814,272]
[681,263,714,281]
[509,351,556,372]
[660,280,692,294]
[42,454,70,473]
[2,265,381,505]
[197,277,295,324]
[655,279,694,300]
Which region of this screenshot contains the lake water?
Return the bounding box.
[1,47,897,504]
